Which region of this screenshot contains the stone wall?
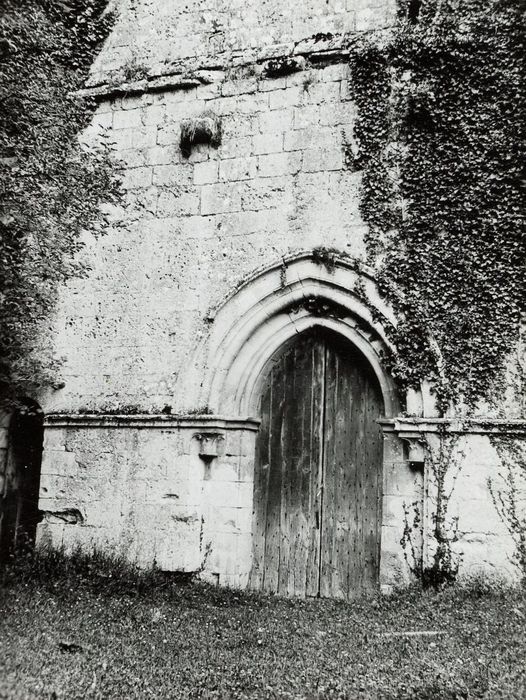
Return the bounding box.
[47,59,373,413]
[33,0,526,591]
[89,0,396,86]
[39,416,259,587]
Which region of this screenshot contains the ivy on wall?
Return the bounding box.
[0,0,120,408]
[349,0,525,413]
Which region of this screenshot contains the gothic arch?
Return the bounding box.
[198,252,403,418]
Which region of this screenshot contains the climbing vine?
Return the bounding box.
[0,0,120,408]
[488,437,526,583]
[400,432,464,588]
[349,0,525,413]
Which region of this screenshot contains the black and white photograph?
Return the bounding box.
[0,0,524,697]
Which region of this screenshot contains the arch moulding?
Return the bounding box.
[189,252,408,420]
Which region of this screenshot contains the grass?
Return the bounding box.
[0,549,525,699]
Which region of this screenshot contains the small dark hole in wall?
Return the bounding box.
[408,0,422,23]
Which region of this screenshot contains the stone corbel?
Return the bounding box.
[400,435,426,470]
[194,432,225,462]
[378,419,427,470]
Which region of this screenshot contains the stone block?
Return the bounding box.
[207,505,244,534]
[258,151,301,178]
[157,188,200,217]
[252,132,283,155]
[240,176,292,211]
[122,166,153,190]
[455,532,518,579]
[200,182,242,215]
[258,76,288,92]
[382,494,421,530]
[318,64,349,82]
[92,111,113,130]
[41,450,80,478]
[218,135,253,159]
[43,429,66,451]
[293,104,321,129]
[141,104,165,126]
[156,122,180,146]
[302,147,343,172]
[119,148,147,169]
[120,95,144,112]
[355,4,393,31]
[152,164,184,186]
[383,460,423,497]
[194,159,219,185]
[319,102,355,127]
[144,145,179,166]
[113,109,142,130]
[204,480,240,508]
[235,93,270,115]
[199,82,222,99]
[132,126,158,149]
[208,531,252,576]
[222,113,258,139]
[219,156,257,182]
[222,78,258,96]
[268,86,304,110]
[302,80,341,105]
[258,108,293,134]
[210,457,239,483]
[212,96,238,117]
[283,125,337,152]
[453,497,509,536]
[109,128,134,151]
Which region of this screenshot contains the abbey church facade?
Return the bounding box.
[31,0,525,596]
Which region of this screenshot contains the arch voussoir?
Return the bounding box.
[198,253,402,418]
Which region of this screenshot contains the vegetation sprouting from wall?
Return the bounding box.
[0,0,120,408]
[349,0,525,413]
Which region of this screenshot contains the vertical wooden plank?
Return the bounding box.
[262,358,285,592]
[305,336,324,597]
[248,383,271,590]
[320,333,384,600]
[251,330,325,596]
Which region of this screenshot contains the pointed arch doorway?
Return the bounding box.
[250,327,384,599]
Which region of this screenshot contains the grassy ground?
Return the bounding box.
[0,554,525,699]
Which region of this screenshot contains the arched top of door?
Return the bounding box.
[196,251,406,419]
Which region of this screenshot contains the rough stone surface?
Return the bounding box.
[32,0,526,592]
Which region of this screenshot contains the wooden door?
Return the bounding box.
[250,328,384,598]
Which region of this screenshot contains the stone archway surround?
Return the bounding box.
[198,253,403,417]
[185,252,423,592]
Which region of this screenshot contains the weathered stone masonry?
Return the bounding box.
[35,0,526,592]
